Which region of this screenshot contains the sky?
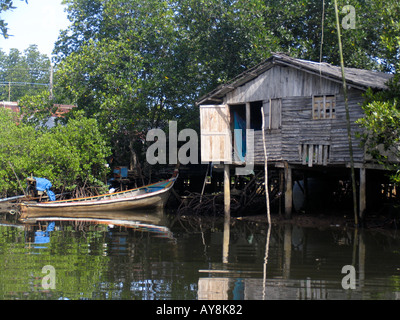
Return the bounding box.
[0,0,70,58]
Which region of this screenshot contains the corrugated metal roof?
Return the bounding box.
[197,53,394,105]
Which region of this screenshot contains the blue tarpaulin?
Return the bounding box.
[34,177,56,201]
[233,111,246,161]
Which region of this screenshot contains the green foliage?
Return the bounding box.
[18,90,56,127]
[30,111,111,191]
[54,0,400,117]
[0,45,51,101]
[355,0,400,183]
[0,109,35,196]
[0,109,111,197]
[373,0,400,71]
[357,76,400,183]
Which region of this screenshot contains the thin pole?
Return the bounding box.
[223,163,231,263]
[334,0,358,226]
[261,106,271,225]
[224,164,230,219]
[262,224,272,299]
[200,162,209,203]
[49,64,54,100]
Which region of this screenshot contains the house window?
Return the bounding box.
[250,101,263,131]
[313,95,336,119]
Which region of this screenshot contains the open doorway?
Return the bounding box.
[230,104,246,162]
[229,101,263,162]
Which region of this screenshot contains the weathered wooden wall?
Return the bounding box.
[221,64,366,166]
[254,91,366,166]
[225,65,342,103]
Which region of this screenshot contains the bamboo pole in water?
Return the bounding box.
[261,107,271,225]
[334,0,359,226]
[224,164,230,218]
[223,163,231,263]
[262,224,272,299]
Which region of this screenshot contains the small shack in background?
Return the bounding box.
[1,101,20,113]
[1,101,76,127]
[198,53,395,218]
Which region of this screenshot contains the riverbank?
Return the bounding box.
[1,200,398,231]
[237,211,399,231]
[237,213,348,229]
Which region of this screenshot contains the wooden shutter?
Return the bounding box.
[200,105,232,162]
[270,98,282,129]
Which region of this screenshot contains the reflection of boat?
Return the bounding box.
[20,210,166,226]
[19,170,178,218]
[21,210,174,240]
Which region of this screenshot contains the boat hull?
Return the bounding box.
[19,178,175,219]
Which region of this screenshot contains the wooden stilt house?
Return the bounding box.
[197,53,394,217]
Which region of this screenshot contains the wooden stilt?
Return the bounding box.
[224,164,230,219]
[304,172,309,214]
[359,168,366,221]
[283,224,292,279]
[284,162,292,219]
[358,231,366,287]
[223,163,230,264]
[222,212,230,264]
[279,169,284,216]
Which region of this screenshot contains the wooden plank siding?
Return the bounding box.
[253,130,282,162]
[330,92,365,164]
[225,65,341,104]
[251,91,366,166]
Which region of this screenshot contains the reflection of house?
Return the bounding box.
[198,277,332,300]
[198,278,230,300]
[198,53,394,217]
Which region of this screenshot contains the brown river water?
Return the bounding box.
[0,209,399,300]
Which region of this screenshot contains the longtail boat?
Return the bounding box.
[19,169,178,218]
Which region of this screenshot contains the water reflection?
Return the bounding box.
[197,214,400,300]
[34,221,55,248]
[0,209,399,299]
